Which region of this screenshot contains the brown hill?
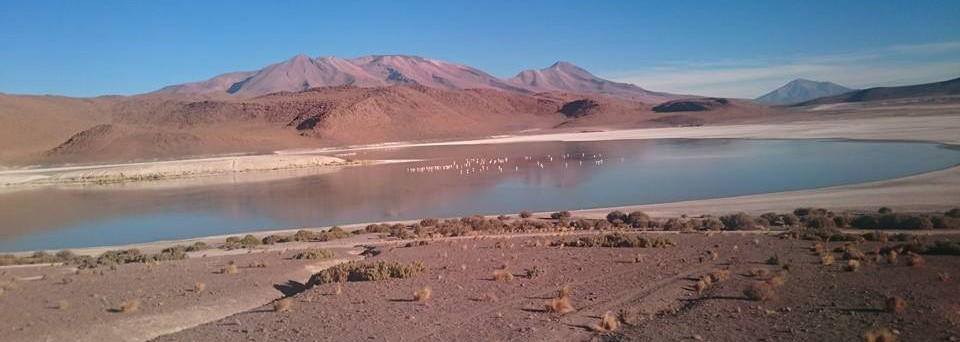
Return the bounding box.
[507,62,683,103]
[2,86,773,166]
[791,76,960,106]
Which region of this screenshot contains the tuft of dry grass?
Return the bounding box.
[888,250,898,265]
[862,328,897,342]
[906,252,924,266]
[633,254,644,263]
[709,269,731,283]
[57,300,71,310]
[194,282,206,293]
[767,271,788,288]
[414,286,432,302]
[493,269,514,282]
[545,296,574,314]
[938,272,951,282]
[590,311,620,332]
[274,298,292,312]
[820,253,836,266]
[334,283,343,295]
[844,260,861,272]
[119,299,139,313]
[695,278,710,294]
[558,284,572,299]
[744,281,776,301]
[525,266,546,278]
[222,263,239,274]
[885,296,906,313]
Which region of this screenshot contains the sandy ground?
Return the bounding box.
[149,233,960,342]
[0,154,350,187]
[0,235,371,342]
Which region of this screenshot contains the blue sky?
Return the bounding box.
[1,0,959,98]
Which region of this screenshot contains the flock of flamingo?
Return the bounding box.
[404,153,618,175]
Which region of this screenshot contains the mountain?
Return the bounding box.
[151,55,679,103]
[506,62,679,103]
[154,55,531,97]
[791,77,960,106]
[753,79,853,106]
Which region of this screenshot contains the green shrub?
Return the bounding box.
[804,216,836,229]
[626,211,651,228]
[720,213,757,230]
[292,249,336,259]
[553,233,674,248]
[308,260,426,285]
[946,208,960,218]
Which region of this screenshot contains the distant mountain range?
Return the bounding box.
[151,55,680,103]
[754,79,853,106]
[791,76,960,106]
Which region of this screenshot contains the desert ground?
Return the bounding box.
[1,101,959,342]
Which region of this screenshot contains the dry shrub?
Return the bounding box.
[885,296,906,313]
[862,329,897,342]
[525,266,546,278]
[274,298,291,312]
[810,242,825,252]
[695,278,710,294]
[558,284,572,299]
[519,211,533,218]
[633,254,644,263]
[222,264,239,274]
[888,250,899,265]
[292,249,336,260]
[768,271,788,288]
[709,269,731,282]
[820,253,836,266]
[591,311,620,331]
[414,286,432,302]
[744,281,776,301]
[844,260,861,272]
[194,282,206,293]
[906,252,924,266]
[495,240,510,249]
[545,296,574,314]
[58,300,71,310]
[938,272,951,282]
[119,299,139,313]
[309,261,426,285]
[748,268,770,277]
[493,269,514,282]
[334,283,343,295]
[843,245,866,260]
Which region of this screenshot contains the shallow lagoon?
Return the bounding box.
[2,138,959,251]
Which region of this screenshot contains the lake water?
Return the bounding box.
[1,138,959,252]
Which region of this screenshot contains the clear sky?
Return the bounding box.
[1,0,959,98]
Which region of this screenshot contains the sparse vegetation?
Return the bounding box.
[194,282,206,293]
[309,261,426,285]
[222,263,239,274]
[720,212,759,230]
[525,266,546,278]
[862,328,897,342]
[885,296,906,313]
[414,286,432,302]
[57,300,71,310]
[552,233,674,248]
[224,234,261,250]
[591,311,620,332]
[906,252,925,266]
[744,281,776,301]
[292,249,336,259]
[519,211,533,219]
[274,298,291,312]
[493,268,514,282]
[844,260,861,272]
[118,299,139,313]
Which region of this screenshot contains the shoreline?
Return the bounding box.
[2,113,959,254]
[5,162,959,257]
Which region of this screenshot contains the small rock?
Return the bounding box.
[693,334,704,341]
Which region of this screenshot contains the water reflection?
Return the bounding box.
[1,139,958,251]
